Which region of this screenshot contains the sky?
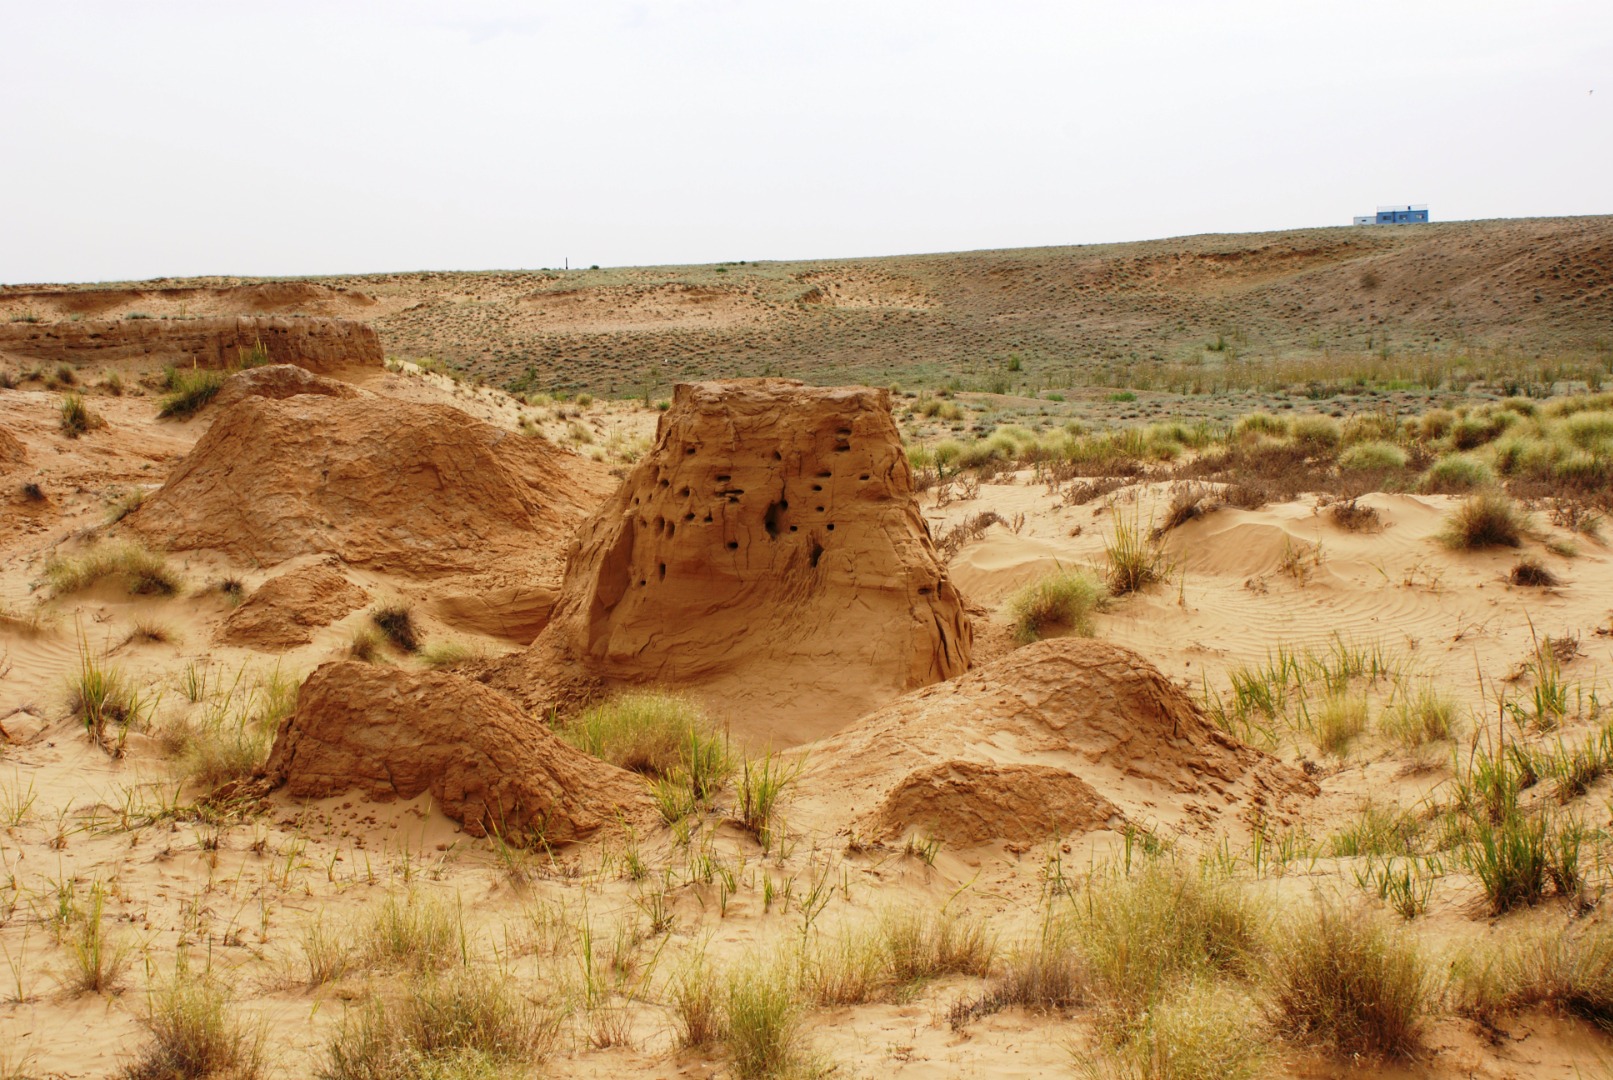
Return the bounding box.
[2,0,1609,283]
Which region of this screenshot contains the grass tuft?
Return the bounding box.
[45,541,180,596]
[1006,568,1105,643]
[59,392,104,438]
[322,967,561,1080]
[1439,492,1528,549]
[1266,904,1428,1058]
[157,368,226,419]
[123,971,265,1080]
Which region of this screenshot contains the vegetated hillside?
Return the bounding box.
[5,216,1610,396]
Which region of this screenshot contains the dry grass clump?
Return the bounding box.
[1325,497,1382,532]
[348,625,387,663]
[302,892,466,988]
[59,392,104,438]
[68,645,149,752]
[1312,693,1369,757]
[157,367,227,419]
[723,961,812,1080]
[1338,441,1407,473]
[1419,453,1495,493]
[1380,685,1458,748]
[1080,983,1267,1080]
[1105,507,1173,596]
[1509,557,1559,587]
[1439,491,1529,549]
[1152,482,1217,536]
[165,667,297,791]
[417,639,486,668]
[1266,903,1429,1058]
[1006,568,1105,643]
[45,541,181,596]
[1074,860,1259,1033]
[370,604,420,652]
[669,955,725,1049]
[802,910,994,1006]
[557,692,733,823]
[123,973,265,1080]
[63,882,128,995]
[1452,921,1613,1029]
[323,967,561,1080]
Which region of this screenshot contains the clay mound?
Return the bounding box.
[263,661,652,843]
[212,364,364,411]
[0,428,25,474]
[218,561,368,650]
[489,378,972,744]
[129,394,611,577]
[0,316,380,372]
[796,639,1315,846]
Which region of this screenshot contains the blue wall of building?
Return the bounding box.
[1375,208,1429,224]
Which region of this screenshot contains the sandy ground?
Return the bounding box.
[3,364,1613,1078]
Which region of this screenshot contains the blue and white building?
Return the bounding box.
[1353,204,1429,226]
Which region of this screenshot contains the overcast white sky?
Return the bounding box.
[2,1,1608,283]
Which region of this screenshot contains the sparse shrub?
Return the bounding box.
[1153,482,1216,536]
[1006,568,1105,643]
[1266,904,1428,1058]
[59,392,103,438]
[101,370,124,396]
[802,910,995,1006]
[1326,497,1381,532]
[123,971,265,1080]
[1233,413,1287,440]
[1439,492,1528,549]
[322,967,561,1080]
[1509,557,1558,587]
[1419,453,1494,493]
[370,605,419,652]
[1290,414,1341,454]
[45,541,180,596]
[69,645,146,752]
[1338,441,1406,472]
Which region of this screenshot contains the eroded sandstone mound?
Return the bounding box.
[490,378,971,744]
[211,364,364,411]
[795,639,1314,845]
[218,560,368,650]
[263,662,651,843]
[0,428,25,473]
[129,394,610,577]
[0,316,380,372]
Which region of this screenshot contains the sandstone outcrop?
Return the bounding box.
[129,394,611,578]
[489,378,971,744]
[218,561,369,650]
[263,661,652,843]
[795,639,1315,846]
[211,364,364,411]
[0,316,381,372]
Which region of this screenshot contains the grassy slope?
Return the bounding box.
[7,216,1611,396]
